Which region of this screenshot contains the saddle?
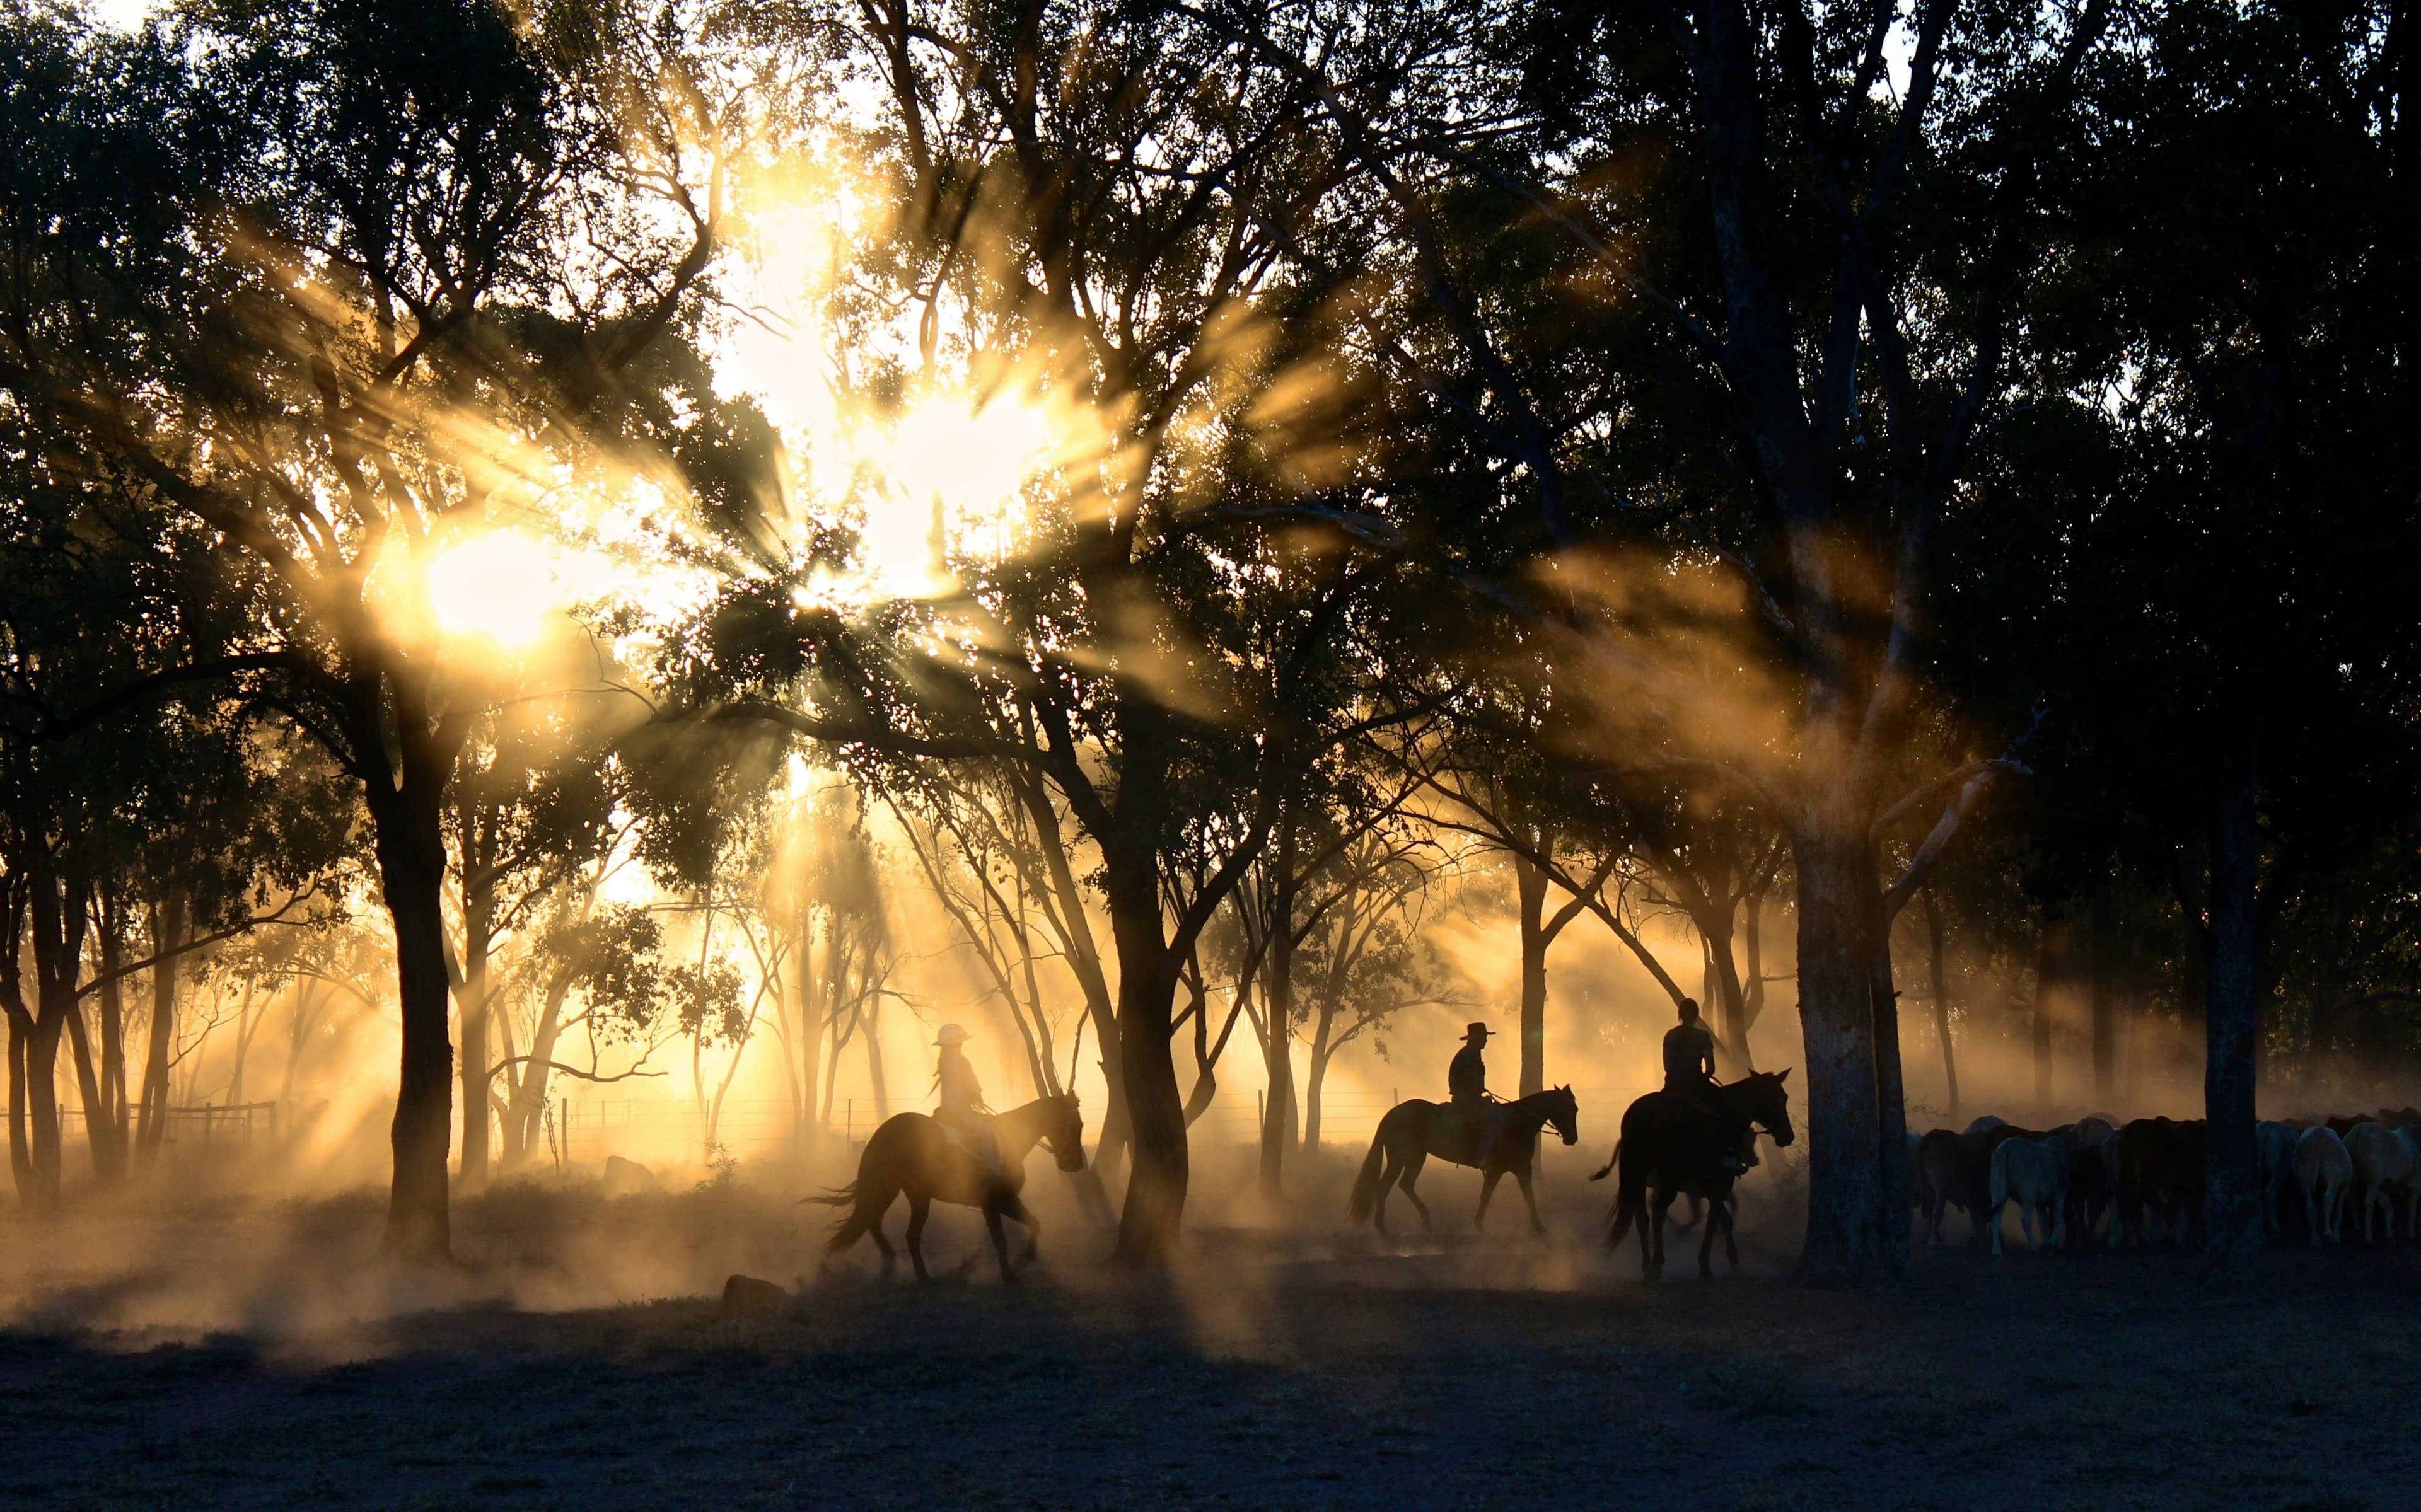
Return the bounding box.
[936,1112,1004,1176]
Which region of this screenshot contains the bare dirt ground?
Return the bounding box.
[0,1155,2413,1512]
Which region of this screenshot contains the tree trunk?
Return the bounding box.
[1869,887,1911,1261]
[62,998,108,1183]
[136,887,185,1165]
[86,898,130,1185]
[1743,891,1768,1032]
[25,868,90,1213]
[794,915,822,1145]
[371,782,455,1261]
[1106,850,1187,1263]
[1303,1029,1333,1150]
[22,1013,66,1211]
[1514,852,1549,1097]
[861,984,890,1122]
[2203,724,2264,1277]
[6,1012,27,1196]
[1013,766,1128,1179]
[1260,819,1298,1197]
[1789,816,1890,1286]
[456,879,496,1187]
[1700,910,1753,1073]
[1922,885,1958,1116]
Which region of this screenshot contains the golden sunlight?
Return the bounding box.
[858,397,1055,596]
[426,530,559,648]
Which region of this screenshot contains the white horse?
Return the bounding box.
[1988,1135,2067,1255]
[2295,1125,2353,1247]
[2346,1122,2416,1243]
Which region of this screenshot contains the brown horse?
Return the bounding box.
[811,1093,1084,1282]
[1597,1070,1794,1279]
[1347,1086,1580,1237]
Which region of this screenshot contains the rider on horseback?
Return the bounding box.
[932,1024,1004,1180]
[1449,1022,1504,1168]
[1663,999,1750,1174]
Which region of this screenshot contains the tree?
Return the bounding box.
[676,0,1419,1260]
[0,0,734,1254]
[1250,0,2117,1281]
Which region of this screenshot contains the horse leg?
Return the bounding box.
[1372,1157,1397,1238]
[1514,1165,1545,1238]
[1475,1169,1503,1232]
[984,1203,1016,1284]
[1649,1189,1677,1281]
[866,1206,898,1279]
[1697,1200,1719,1278]
[905,1194,934,1283]
[1399,1157,1434,1232]
[1722,1198,1740,1273]
[1004,1196,1042,1270]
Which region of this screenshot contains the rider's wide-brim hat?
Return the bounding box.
[935,1023,972,1046]
[1463,1022,1491,1041]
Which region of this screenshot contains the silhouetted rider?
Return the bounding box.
[1663,998,1750,1172]
[932,1023,1004,1179]
[1449,1022,1505,1168]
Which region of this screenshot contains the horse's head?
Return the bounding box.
[1045,1091,1088,1173]
[1545,1085,1580,1146]
[1741,1068,1794,1147]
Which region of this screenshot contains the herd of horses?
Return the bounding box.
[800,1076,2417,1284]
[1912,1107,2421,1254]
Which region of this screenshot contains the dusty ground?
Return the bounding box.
[0,1156,2413,1511]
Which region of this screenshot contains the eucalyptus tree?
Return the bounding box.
[1223,0,2122,1281]
[0,0,744,1253]
[1980,0,2421,1268]
[446,701,625,1185]
[495,901,673,1170]
[677,0,1424,1260]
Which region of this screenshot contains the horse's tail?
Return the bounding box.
[1589,1139,1622,1182]
[1347,1118,1391,1224]
[804,1180,874,1251]
[803,1180,857,1209]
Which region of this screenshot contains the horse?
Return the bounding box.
[2256,1120,2302,1238]
[1913,1128,1986,1250]
[2109,1117,2203,1249]
[2345,1120,2416,1244]
[1987,1135,2067,1255]
[2296,1124,2353,1247]
[1596,1070,1796,1280]
[810,1092,1085,1282]
[1346,1086,1581,1237]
